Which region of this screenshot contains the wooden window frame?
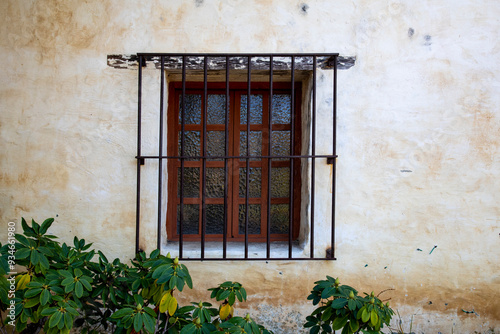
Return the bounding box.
[166,81,302,242]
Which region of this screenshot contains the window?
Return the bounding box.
[166,82,302,242]
[134,53,339,260]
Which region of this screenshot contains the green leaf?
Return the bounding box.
[30,250,40,265]
[134,313,143,332]
[39,254,50,270]
[143,312,155,333]
[74,281,83,298]
[240,287,247,301]
[370,309,378,327]
[58,270,72,279]
[349,318,359,332]
[80,278,92,291]
[330,298,348,309]
[331,315,348,331]
[228,292,235,306]
[64,312,73,330]
[41,307,58,316]
[25,288,43,298]
[40,288,51,306]
[111,308,134,318]
[49,311,63,328]
[25,297,40,308]
[61,277,74,286]
[40,218,54,234]
[74,268,82,277]
[361,308,369,323]
[348,299,356,311]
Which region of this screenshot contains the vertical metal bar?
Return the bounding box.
[179,56,187,258]
[201,56,208,259]
[223,56,230,259]
[245,56,251,259]
[135,55,143,254]
[289,56,295,259]
[331,55,338,259]
[266,56,273,259]
[310,56,317,259]
[157,56,165,251]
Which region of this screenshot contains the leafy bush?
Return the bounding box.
[304,276,394,334]
[0,218,272,334]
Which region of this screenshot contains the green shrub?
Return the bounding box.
[0,218,272,334]
[304,276,394,334]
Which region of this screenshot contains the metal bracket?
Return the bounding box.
[326,156,337,165]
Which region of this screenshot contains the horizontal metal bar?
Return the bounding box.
[177,257,337,261]
[137,52,339,57]
[136,154,338,160]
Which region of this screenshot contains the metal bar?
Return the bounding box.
[310,56,317,259]
[178,257,337,261]
[135,55,143,254]
[331,55,338,259]
[137,52,339,57]
[266,56,273,259]
[223,56,230,259]
[245,56,251,259]
[289,56,295,259]
[137,154,338,160]
[201,56,208,259]
[179,56,187,258]
[157,56,165,250]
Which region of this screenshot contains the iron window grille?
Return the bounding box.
[135,53,338,260]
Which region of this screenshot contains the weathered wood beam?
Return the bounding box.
[107,54,356,71]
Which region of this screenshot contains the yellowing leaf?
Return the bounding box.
[220,304,231,320]
[159,292,172,314]
[168,296,177,316]
[370,309,378,327]
[17,274,31,290]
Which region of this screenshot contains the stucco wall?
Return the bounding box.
[1,0,499,332]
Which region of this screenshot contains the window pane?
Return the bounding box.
[238,204,261,235]
[177,204,199,235]
[271,167,290,198]
[177,167,199,198]
[239,168,261,198]
[206,168,225,198]
[206,204,224,234]
[270,204,289,234]
[240,131,262,161]
[178,131,200,160]
[272,94,291,124]
[179,94,201,124]
[207,94,226,124]
[271,130,290,161]
[240,94,263,124]
[207,131,225,160]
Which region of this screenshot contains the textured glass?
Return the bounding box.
[207,131,225,160]
[239,168,261,198]
[178,131,200,160]
[272,94,291,124]
[270,204,289,234]
[179,95,201,124]
[177,204,199,235]
[240,95,263,124]
[240,131,262,160]
[177,167,199,198]
[207,94,227,124]
[271,167,290,198]
[238,204,261,235]
[206,168,225,198]
[271,131,290,161]
[206,205,224,234]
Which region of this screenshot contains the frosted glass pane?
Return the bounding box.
[238,204,261,235]
[206,168,225,198]
[271,131,290,161]
[207,95,227,124]
[272,94,291,124]
[206,204,224,234]
[177,204,199,235]
[270,204,289,234]
[271,167,290,198]
[207,131,225,160]
[240,131,262,160]
[179,94,201,124]
[177,167,199,198]
[239,168,261,198]
[178,131,200,161]
[240,95,263,124]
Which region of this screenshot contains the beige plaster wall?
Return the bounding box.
[0,0,499,332]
